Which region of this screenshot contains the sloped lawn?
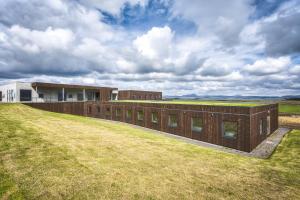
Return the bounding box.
[0,104,299,199]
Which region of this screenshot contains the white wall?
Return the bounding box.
[0,82,39,103]
[16,82,39,102]
[0,82,17,102]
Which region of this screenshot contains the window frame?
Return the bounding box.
[168,114,178,128]
[151,112,158,124]
[137,110,144,121]
[191,117,203,133]
[20,89,32,102]
[222,121,238,139]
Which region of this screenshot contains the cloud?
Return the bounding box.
[133,26,173,60]
[244,57,291,75]
[8,25,74,53]
[78,0,149,15]
[0,0,299,96]
[290,65,300,74]
[260,2,300,56]
[170,0,253,45]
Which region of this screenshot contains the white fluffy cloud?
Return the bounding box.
[170,0,253,45]
[8,25,74,53]
[244,57,291,75]
[0,0,299,96]
[133,26,173,60]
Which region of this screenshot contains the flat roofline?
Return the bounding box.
[111,100,272,107]
[31,82,118,90]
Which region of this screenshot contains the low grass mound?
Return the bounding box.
[0,104,299,200]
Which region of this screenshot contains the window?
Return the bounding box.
[116,108,121,117]
[223,121,238,139]
[151,112,158,123]
[259,118,268,135]
[126,110,132,119]
[77,93,83,101]
[192,117,203,132]
[38,93,44,98]
[267,115,271,135]
[87,92,94,101]
[68,94,73,98]
[168,114,178,128]
[97,106,101,113]
[259,119,263,135]
[88,106,92,114]
[20,89,32,102]
[137,110,144,121]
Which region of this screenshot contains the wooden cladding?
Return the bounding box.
[118,90,162,100]
[24,102,278,152]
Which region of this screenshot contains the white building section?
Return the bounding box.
[0,82,118,103]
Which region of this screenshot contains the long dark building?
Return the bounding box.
[1,81,278,152]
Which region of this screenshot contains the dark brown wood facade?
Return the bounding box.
[24,102,278,152]
[118,90,162,100]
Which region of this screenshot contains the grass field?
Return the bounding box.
[0,104,299,199]
[279,104,300,114]
[113,100,262,107]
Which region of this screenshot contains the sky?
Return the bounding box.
[0,0,300,96]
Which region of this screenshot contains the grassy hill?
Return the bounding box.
[0,104,299,200]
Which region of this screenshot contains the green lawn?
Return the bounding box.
[112,100,263,107]
[0,104,299,199]
[279,104,300,114]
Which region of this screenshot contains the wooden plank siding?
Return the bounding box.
[24,102,278,152]
[118,90,162,100]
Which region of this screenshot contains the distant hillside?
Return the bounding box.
[164,94,300,101]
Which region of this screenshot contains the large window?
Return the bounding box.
[87,92,94,101]
[126,110,132,119]
[223,121,238,139]
[151,112,158,123]
[137,110,144,121]
[191,117,203,132]
[20,89,32,102]
[77,93,84,101]
[168,114,178,128]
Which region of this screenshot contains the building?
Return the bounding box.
[118,90,162,100]
[0,82,118,103]
[1,81,278,152]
